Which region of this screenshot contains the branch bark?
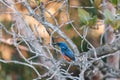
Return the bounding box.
[79,37,120,61]
[23,1,80,56]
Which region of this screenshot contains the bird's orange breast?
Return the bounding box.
[63,55,72,62]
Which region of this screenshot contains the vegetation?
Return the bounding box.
[0,0,120,80]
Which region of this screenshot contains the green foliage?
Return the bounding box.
[112,18,120,29]
[72,37,88,52]
[104,9,115,24]
[1,21,13,30]
[104,9,120,29]
[72,37,81,51]
[89,15,97,27]
[37,0,41,5]
[110,0,120,6]
[78,8,97,27]
[78,8,90,26]
[65,24,72,30]
[0,62,36,80]
[94,0,102,9]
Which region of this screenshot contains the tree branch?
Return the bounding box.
[79,37,120,60]
[23,1,80,56]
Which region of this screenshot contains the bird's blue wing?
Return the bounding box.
[57,42,75,61]
[61,48,75,61]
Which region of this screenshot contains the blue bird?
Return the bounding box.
[56,42,75,61]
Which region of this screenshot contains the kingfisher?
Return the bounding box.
[55,42,75,61]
